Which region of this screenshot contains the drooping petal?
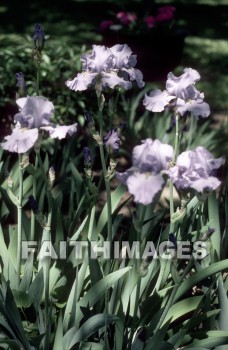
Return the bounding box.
[176,98,210,118]
[143,89,175,112]
[126,172,164,205]
[123,68,145,88]
[41,123,77,139]
[66,72,97,91]
[191,176,221,193]
[1,128,38,153]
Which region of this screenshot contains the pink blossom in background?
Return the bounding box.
[156,6,176,22]
[144,16,156,29]
[116,11,137,25]
[100,20,114,30]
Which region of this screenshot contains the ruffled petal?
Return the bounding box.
[132,139,173,172]
[166,68,200,99]
[143,89,175,112]
[191,176,221,193]
[41,123,77,139]
[66,72,97,91]
[176,98,210,118]
[81,45,114,73]
[110,44,136,69]
[15,96,54,128]
[101,72,132,90]
[1,128,38,153]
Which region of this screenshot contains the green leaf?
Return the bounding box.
[174,260,228,302]
[75,267,131,324]
[19,251,34,292]
[12,289,32,308]
[96,183,126,235]
[28,268,44,310]
[0,340,25,350]
[208,191,221,259]
[79,342,104,350]
[162,296,202,326]
[53,310,64,350]
[184,331,228,348]
[63,314,119,349]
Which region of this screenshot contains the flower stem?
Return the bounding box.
[30,154,38,241]
[36,62,40,95]
[169,113,180,234]
[16,154,24,287]
[128,205,147,347]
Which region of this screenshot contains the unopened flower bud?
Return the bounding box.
[48,166,55,188]
[16,72,27,98]
[34,24,45,51]
[83,147,92,167]
[28,195,39,214]
[7,173,13,189]
[169,233,177,249]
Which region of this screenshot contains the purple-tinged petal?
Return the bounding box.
[132,139,173,172]
[123,68,145,88]
[176,98,210,118]
[81,45,114,73]
[15,96,54,128]
[143,89,175,112]
[166,68,200,99]
[101,73,132,90]
[42,123,77,139]
[104,129,120,153]
[126,172,164,205]
[66,72,97,91]
[195,146,224,172]
[191,177,221,193]
[110,44,136,69]
[1,128,38,153]
[116,167,137,185]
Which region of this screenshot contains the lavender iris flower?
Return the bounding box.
[143,68,210,118]
[169,146,224,193]
[1,96,77,153]
[66,44,145,91]
[116,139,173,205]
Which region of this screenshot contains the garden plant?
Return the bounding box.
[0,22,227,350]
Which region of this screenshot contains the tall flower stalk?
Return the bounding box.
[16,154,24,287]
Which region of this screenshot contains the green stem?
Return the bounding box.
[44,213,52,350]
[30,154,38,241]
[98,112,112,270]
[173,113,179,162]
[16,154,24,287]
[128,205,147,347]
[37,152,52,349]
[169,113,180,234]
[97,107,112,350]
[36,62,40,95]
